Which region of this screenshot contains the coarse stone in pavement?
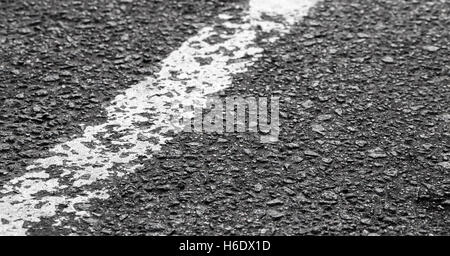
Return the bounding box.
[0,0,449,235]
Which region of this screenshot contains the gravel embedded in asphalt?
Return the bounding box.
[1,0,449,235]
[0,0,242,183]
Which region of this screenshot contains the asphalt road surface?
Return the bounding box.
[0,0,449,236]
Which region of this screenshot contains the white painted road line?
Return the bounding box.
[0,0,318,235]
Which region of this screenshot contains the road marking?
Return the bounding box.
[0,0,318,235]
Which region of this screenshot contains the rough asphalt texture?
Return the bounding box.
[1,0,449,235]
[0,0,239,182]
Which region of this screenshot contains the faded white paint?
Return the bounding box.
[0,0,318,235]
